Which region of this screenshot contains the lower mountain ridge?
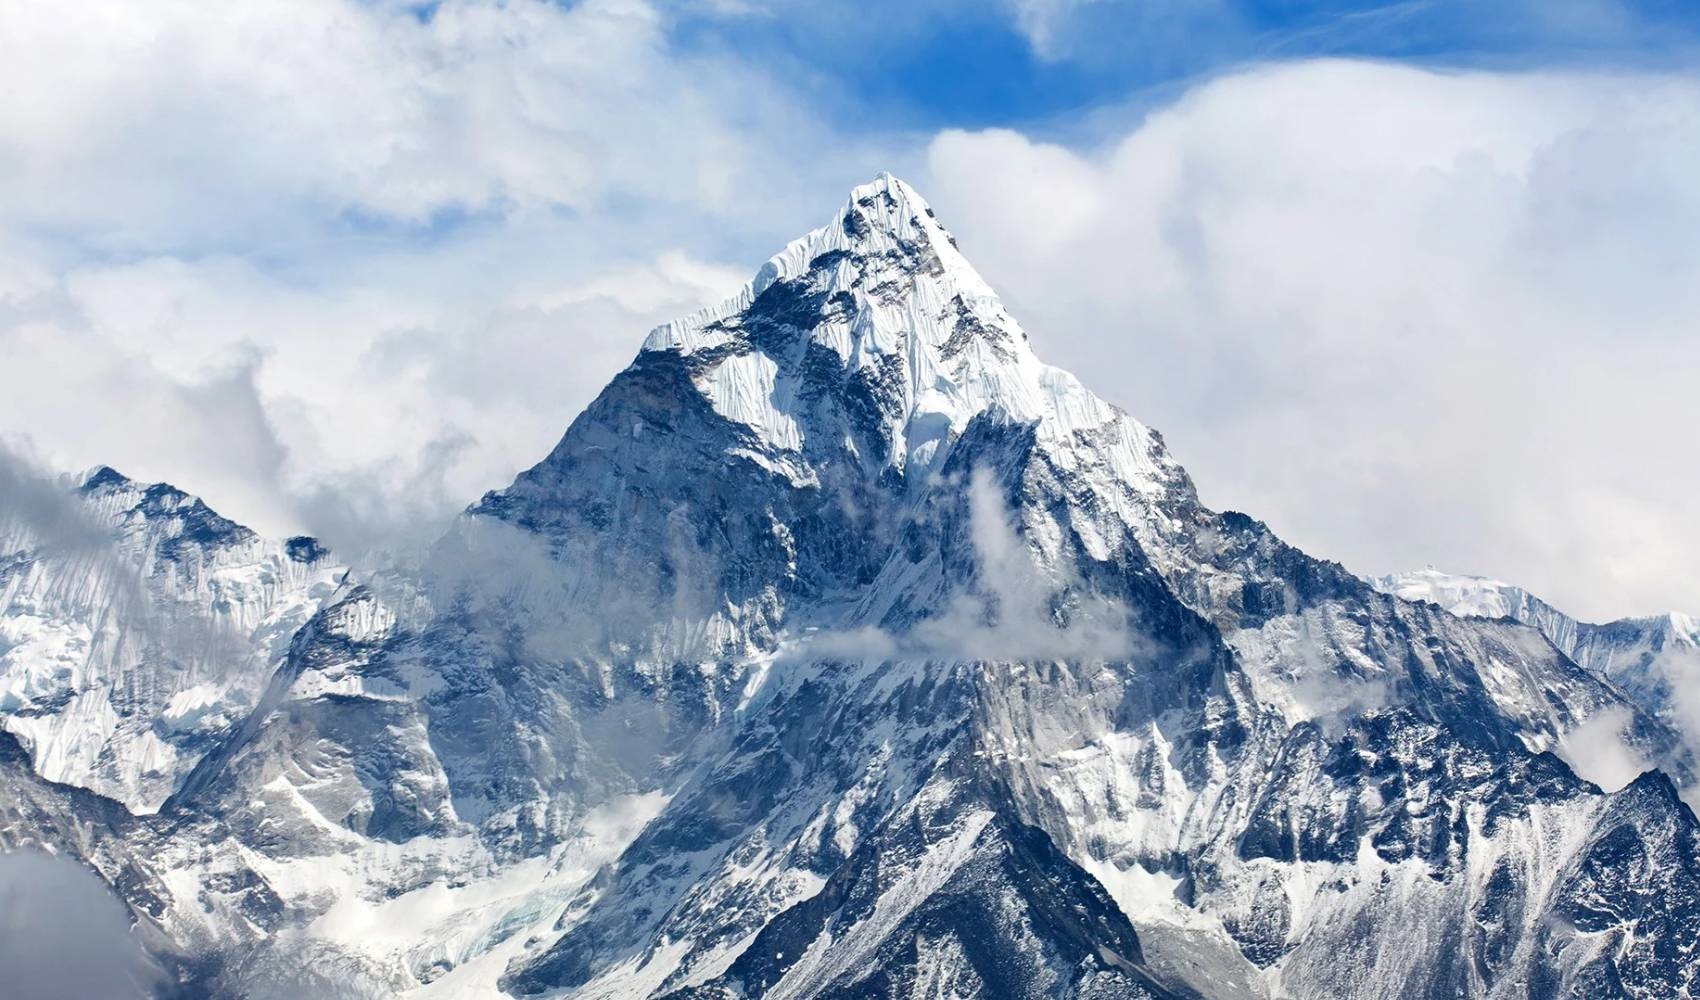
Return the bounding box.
[2,175,1695,1000]
[1377,569,1700,788]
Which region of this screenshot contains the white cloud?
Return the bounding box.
[1005,0,1108,59]
[0,0,888,557]
[0,850,162,999]
[922,60,1700,621]
[0,0,837,245]
[1556,706,1649,792]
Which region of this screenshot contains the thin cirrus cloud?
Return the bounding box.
[0,1,1695,620]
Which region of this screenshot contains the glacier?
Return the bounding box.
[1,174,1697,999]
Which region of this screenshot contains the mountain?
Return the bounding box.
[3,175,1698,999]
[0,466,342,812]
[1371,569,1583,651]
[1375,569,1700,792]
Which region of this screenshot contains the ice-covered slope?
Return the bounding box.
[4,177,1698,1000]
[0,467,342,811]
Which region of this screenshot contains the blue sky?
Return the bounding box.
[669,0,1700,130]
[0,0,1698,620]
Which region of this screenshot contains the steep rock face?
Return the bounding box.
[0,467,342,811]
[1375,569,1700,775]
[3,177,1698,1000]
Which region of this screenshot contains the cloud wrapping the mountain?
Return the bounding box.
[1557,706,1651,792]
[804,467,1139,664]
[923,60,1700,621]
[0,443,112,552]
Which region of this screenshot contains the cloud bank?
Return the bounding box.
[0,0,886,559]
[0,4,1695,621]
[922,60,1700,621]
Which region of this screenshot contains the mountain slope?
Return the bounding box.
[3,176,1697,1000]
[0,467,342,811]
[1375,568,1700,799]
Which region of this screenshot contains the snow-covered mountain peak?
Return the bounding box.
[626,173,1158,486]
[1630,610,1700,645]
[1372,568,1533,620]
[11,180,1700,1000]
[643,173,1001,354]
[467,174,1188,663]
[1374,568,1700,648]
[73,464,261,559]
[78,463,133,491]
[1374,568,1700,776]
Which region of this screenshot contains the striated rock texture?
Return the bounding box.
[3,176,1697,999]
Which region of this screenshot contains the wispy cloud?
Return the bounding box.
[804,467,1136,664]
[1557,706,1650,792]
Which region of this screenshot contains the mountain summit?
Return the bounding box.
[639,172,1177,487]
[3,177,1698,999]
[469,173,1186,663]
